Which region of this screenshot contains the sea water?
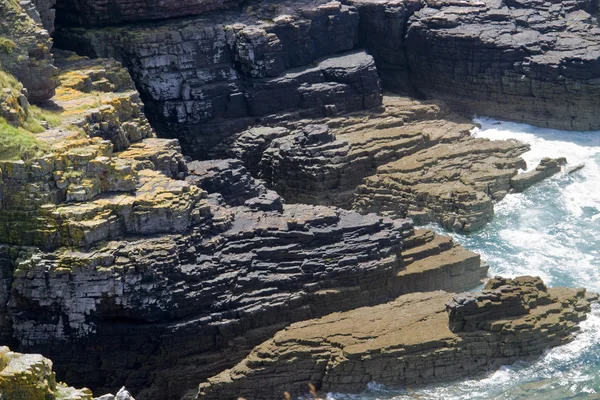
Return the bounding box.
[329,118,600,400]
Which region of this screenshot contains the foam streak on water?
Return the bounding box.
[328,118,600,400]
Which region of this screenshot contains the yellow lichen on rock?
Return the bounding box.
[0,346,92,400]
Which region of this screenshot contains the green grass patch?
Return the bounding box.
[0,70,21,90]
[26,105,63,131]
[0,37,16,54]
[0,117,47,160]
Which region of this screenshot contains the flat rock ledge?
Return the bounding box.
[197,276,597,400]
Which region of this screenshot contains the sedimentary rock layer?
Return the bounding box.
[54,0,245,26]
[56,0,600,134]
[404,0,600,130]
[219,95,567,232]
[198,277,598,399]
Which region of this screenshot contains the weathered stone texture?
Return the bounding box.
[197,277,597,399]
[0,48,490,400]
[55,0,245,26]
[218,95,559,232]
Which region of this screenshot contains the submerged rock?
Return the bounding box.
[197,277,598,399]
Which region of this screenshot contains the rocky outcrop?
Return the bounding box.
[55,0,600,138]
[346,0,424,92]
[2,2,593,400]
[0,0,56,102]
[0,51,488,400]
[197,277,597,399]
[0,346,92,400]
[217,95,561,232]
[32,0,57,34]
[511,157,567,192]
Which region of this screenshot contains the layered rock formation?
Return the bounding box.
[0,48,488,400]
[218,96,569,231]
[56,0,600,136]
[52,0,577,231]
[1,0,596,399]
[198,277,597,399]
[54,0,243,26]
[55,2,382,158]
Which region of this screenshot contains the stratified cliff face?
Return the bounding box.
[349,0,600,130]
[50,0,583,231]
[2,0,598,399]
[405,0,600,131]
[55,2,377,158]
[54,0,245,26]
[56,0,600,135]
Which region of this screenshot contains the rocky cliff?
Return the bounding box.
[54,0,600,142]
[0,0,597,399]
[0,44,487,400]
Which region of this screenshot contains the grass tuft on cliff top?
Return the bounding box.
[0,117,48,160]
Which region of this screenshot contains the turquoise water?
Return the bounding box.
[330,118,600,400]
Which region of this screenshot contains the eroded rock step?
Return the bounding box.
[0,346,92,400]
[197,277,598,399]
[220,95,566,232]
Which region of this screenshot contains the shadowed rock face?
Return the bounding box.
[55,0,600,134]
[54,2,379,158]
[197,277,598,400]
[405,0,600,130]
